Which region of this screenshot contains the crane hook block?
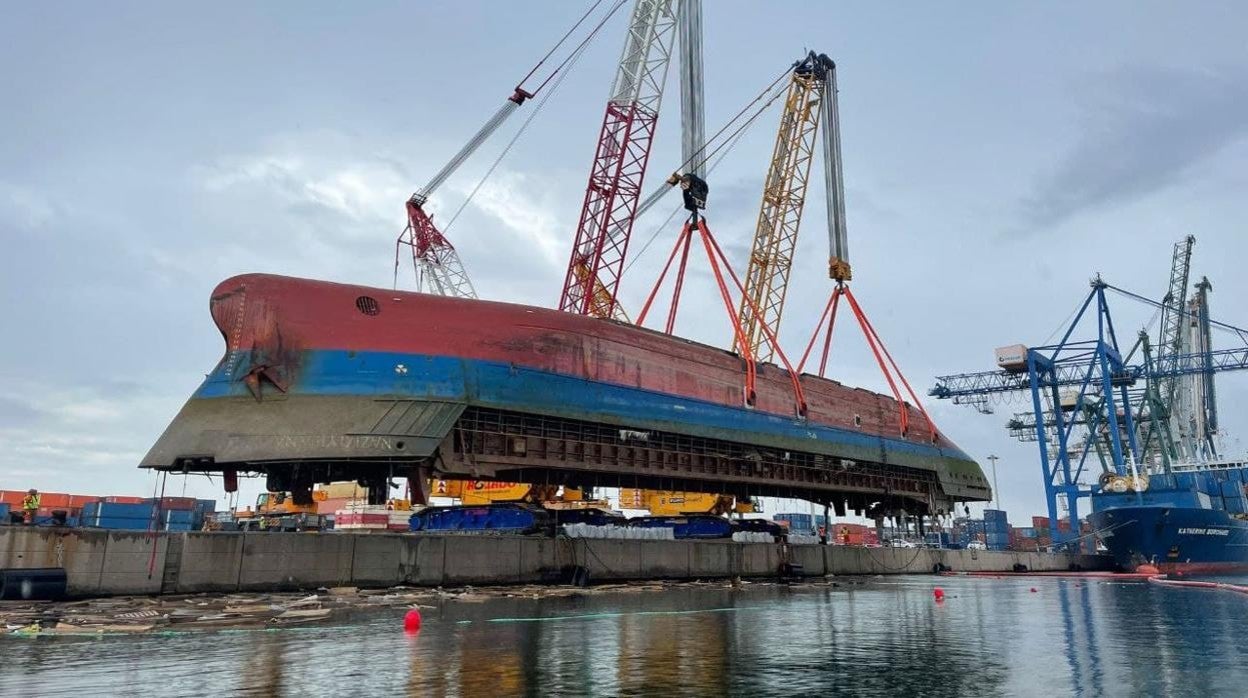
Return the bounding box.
[829,257,853,282]
[680,173,709,212]
[509,88,534,105]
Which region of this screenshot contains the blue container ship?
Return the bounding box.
[1087,464,1248,574]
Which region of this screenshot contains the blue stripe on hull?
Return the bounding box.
[196,349,965,463]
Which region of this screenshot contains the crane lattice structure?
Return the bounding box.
[735,53,842,362]
[559,0,680,320]
[1144,234,1194,459]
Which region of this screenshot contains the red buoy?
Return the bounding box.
[1029,587,1038,593]
[933,587,945,602]
[404,608,422,633]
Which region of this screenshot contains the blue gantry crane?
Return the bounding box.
[930,240,1248,548]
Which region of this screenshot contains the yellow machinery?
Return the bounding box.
[431,479,610,510]
[618,488,754,516]
[571,264,631,322]
[236,482,413,521]
[736,52,847,362]
[235,490,326,520]
[315,481,412,510]
[432,479,751,517]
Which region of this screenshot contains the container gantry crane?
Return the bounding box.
[559,0,680,320]
[930,267,1248,546]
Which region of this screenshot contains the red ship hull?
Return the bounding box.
[142,274,989,510]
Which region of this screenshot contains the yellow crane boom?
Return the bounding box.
[736,53,844,362]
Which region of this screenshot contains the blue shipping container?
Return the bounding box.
[0,503,9,521]
[774,513,818,532]
[163,509,194,531]
[83,502,156,530]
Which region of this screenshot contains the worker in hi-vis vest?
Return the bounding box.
[21,489,40,524]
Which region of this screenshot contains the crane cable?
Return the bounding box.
[671,63,794,184]
[1106,284,1248,342]
[517,0,628,98]
[416,0,628,199]
[444,21,599,233]
[624,69,794,275]
[633,63,794,220]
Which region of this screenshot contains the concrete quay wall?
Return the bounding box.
[0,527,1111,597]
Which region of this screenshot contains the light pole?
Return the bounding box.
[986,454,1001,512]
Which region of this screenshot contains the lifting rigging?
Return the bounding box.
[389,5,942,519]
[393,0,742,516]
[730,51,934,440]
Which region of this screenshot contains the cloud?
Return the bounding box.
[195,151,409,231]
[0,181,56,229]
[451,170,567,267]
[1020,65,1248,230]
[0,376,199,494]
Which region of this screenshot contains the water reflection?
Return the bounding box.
[2,578,1245,697]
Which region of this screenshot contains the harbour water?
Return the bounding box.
[3,576,1245,696]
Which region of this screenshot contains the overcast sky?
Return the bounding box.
[3,2,1247,520]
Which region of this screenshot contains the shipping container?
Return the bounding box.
[163,509,194,528]
[82,502,157,530]
[773,513,817,533]
[104,496,144,504]
[146,496,198,510]
[995,344,1028,373]
[0,503,8,521]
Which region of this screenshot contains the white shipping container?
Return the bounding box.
[995,344,1029,372]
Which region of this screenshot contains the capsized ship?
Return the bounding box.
[1088,465,1248,574]
[142,274,989,513]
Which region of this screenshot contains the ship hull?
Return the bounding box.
[1088,505,1248,574]
[141,274,989,506]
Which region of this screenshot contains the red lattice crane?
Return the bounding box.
[558,0,680,319]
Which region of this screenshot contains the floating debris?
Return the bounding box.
[1,577,858,636]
